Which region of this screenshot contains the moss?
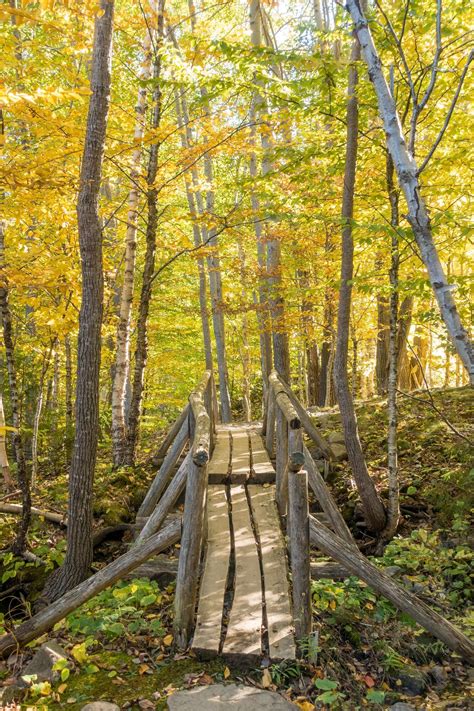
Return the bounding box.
[42,652,227,710]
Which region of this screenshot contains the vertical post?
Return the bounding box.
[265,387,276,456]
[173,457,208,649]
[288,467,311,648]
[261,384,269,436]
[275,407,287,509]
[283,427,304,524]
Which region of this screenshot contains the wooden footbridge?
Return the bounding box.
[1,372,473,665]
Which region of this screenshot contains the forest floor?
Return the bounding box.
[0,386,472,710]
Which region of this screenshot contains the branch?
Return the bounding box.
[417,49,473,174]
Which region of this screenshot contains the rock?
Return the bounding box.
[394,666,427,696]
[390,704,416,711]
[20,640,68,685]
[328,431,345,445]
[167,684,298,710]
[329,443,347,462]
[429,665,448,690]
[81,704,120,711]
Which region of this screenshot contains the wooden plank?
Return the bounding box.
[223,485,262,659]
[193,486,231,656]
[207,428,231,483]
[230,428,250,483]
[248,485,295,660]
[249,432,275,483]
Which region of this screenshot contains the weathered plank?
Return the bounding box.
[223,485,262,659]
[207,428,231,483]
[230,428,250,483]
[192,486,231,656]
[248,485,295,660]
[249,432,275,483]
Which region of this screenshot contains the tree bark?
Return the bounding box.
[31,341,54,489]
[0,393,13,489]
[0,222,31,554]
[42,0,114,601]
[125,1,165,466]
[111,6,155,467]
[64,334,73,462]
[333,18,386,533]
[345,0,474,384]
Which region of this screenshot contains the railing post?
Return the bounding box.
[265,387,276,457]
[288,466,311,649]
[275,407,287,512]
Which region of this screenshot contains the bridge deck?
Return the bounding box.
[192,426,295,661]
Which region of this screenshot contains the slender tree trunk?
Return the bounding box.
[0,393,13,489]
[346,0,474,384]
[174,88,213,372]
[237,238,252,422]
[0,222,31,554]
[31,341,54,489]
[43,0,114,601]
[333,21,386,533]
[375,253,390,396]
[250,0,290,382]
[64,334,73,462]
[125,1,165,466]
[111,10,154,467]
[381,151,401,542]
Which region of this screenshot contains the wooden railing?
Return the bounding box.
[173,370,215,648]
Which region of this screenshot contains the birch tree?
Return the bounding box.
[111,2,155,467]
[345,0,474,384]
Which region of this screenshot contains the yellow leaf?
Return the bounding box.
[295,702,314,711]
[261,668,272,688]
[329,599,336,610]
[163,634,173,646]
[58,683,68,694]
[223,666,230,679]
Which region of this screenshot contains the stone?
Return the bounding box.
[329,443,347,462]
[20,640,68,685]
[394,666,427,696]
[328,431,345,445]
[429,665,448,690]
[390,704,416,711]
[167,684,298,710]
[81,704,120,711]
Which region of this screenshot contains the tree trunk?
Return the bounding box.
[381,150,401,542]
[345,0,474,384]
[0,393,13,489]
[333,20,386,533]
[375,254,390,396]
[64,334,73,462]
[174,88,213,372]
[0,222,31,554]
[125,1,166,466]
[111,9,154,467]
[42,0,114,601]
[31,341,54,489]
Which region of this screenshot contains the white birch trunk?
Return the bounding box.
[111,12,154,466]
[345,0,473,384]
[0,393,13,489]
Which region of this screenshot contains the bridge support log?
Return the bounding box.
[0,520,181,659]
[152,404,189,466]
[309,515,474,665]
[288,468,312,647]
[265,389,276,457]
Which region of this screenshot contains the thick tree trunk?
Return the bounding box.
[42,0,114,601]
[111,11,154,467]
[0,222,31,553]
[345,0,474,384]
[333,24,386,533]
[125,2,165,466]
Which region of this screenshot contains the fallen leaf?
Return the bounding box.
[57,683,68,694]
[224,666,230,679]
[163,634,173,646]
[138,700,155,710]
[139,663,151,675]
[262,668,272,688]
[295,702,314,711]
[364,675,375,688]
[198,673,214,685]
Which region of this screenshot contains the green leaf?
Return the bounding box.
[366,688,385,703]
[315,677,338,690]
[407,486,417,495]
[61,668,70,682]
[140,593,156,607]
